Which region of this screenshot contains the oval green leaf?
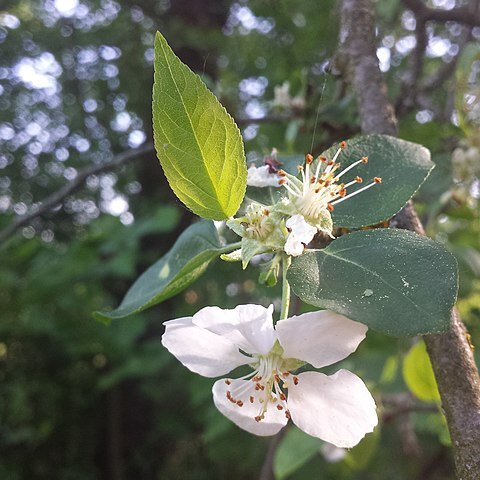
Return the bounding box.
[322,135,434,228]
[287,229,458,336]
[153,31,246,220]
[93,221,235,322]
[273,427,323,480]
[403,341,441,402]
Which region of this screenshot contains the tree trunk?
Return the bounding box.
[337,1,480,478]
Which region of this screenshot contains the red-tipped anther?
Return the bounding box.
[355,176,363,183]
[327,160,335,166]
[249,396,254,404]
[285,410,291,419]
[361,156,369,163]
[263,209,270,216]
[306,153,314,164]
[277,169,286,177]
[310,176,316,184]
[327,203,334,212]
[279,393,287,401]
[319,156,327,162]
[274,374,281,383]
[236,400,243,407]
[340,141,347,149]
[324,180,331,187]
[276,405,284,411]
[225,379,231,385]
[255,415,263,422]
[339,189,347,197]
[282,371,290,377]
[293,376,299,385]
[278,179,286,185]
[374,177,382,183]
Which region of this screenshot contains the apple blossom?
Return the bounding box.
[161,304,378,448]
[247,164,282,187]
[284,214,317,256]
[275,144,382,237]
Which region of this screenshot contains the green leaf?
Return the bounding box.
[273,427,322,480]
[94,221,236,322]
[344,428,379,471]
[403,341,441,402]
[322,134,434,228]
[153,31,247,220]
[287,229,458,336]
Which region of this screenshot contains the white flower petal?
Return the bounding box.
[247,165,281,187]
[233,304,277,354]
[284,215,317,256]
[321,443,347,463]
[287,370,378,448]
[286,214,316,244]
[161,317,248,378]
[276,311,367,368]
[284,232,305,256]
[193,304,276,355]
[212,378,288,436]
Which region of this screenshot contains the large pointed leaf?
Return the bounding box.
[94,221,236,322]
[287,229,458,336]
[323,134,434,228]
[153,31,246,220]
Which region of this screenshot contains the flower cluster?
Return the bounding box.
[162,304,378,447]
[235,143,382,259]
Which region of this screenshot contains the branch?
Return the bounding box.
[421,27,472,92]
[397,0,476,115]
[0,143,155,247]
[396,16,428,116]
[381,393,438,423]
[258,430,285,480]
[338,1,480,478]
[402,0,480,27]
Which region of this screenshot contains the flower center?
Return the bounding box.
[243,204,274,240]
[223,352,300,422]
[278,142,382,222]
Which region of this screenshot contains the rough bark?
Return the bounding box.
[337,1,480,478]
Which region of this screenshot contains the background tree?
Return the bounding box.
[0,0,479,479]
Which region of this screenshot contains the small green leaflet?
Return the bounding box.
[153,31,246,220]
[288,229,458,336]
[403,341,441,402]
[93,221,237,322]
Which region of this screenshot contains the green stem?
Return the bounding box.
[280,254,292,320]
[219,241,242,254]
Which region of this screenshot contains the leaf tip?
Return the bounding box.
[92,311,112,325]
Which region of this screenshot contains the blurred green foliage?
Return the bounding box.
[0,0,478,478]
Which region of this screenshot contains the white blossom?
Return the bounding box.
[276,145,382,237]
[284,214,316,256]
[247,164,281,187]
[161,304,378,447]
